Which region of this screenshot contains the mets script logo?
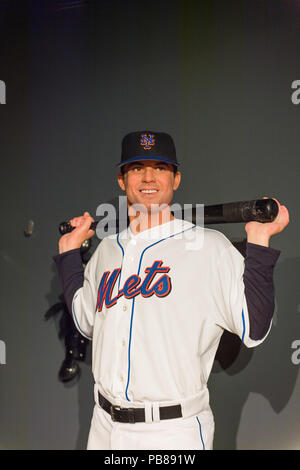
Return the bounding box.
[140,133,155,150]
[96,260,171,311]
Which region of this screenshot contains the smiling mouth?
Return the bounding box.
[140,189,158,194]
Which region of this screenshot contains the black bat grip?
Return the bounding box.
[59,221,97,235]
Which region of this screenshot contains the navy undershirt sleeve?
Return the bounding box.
[53,249,84,315]
[243,242,281,341]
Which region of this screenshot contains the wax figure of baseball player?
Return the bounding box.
[54,131,289,450]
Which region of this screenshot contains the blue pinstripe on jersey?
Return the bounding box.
[72,299,92,340]
[196,416,205,449]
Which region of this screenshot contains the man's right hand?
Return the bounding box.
[58,211,95,254]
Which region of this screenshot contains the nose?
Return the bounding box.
[142,166,155,182]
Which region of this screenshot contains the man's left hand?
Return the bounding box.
[245,197,290,247]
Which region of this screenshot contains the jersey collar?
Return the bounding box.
[120,217,195,242]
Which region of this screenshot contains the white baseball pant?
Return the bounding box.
[86,404,214,450]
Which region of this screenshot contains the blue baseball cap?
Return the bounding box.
[116,130,180,168]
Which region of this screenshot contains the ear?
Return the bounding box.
[173,171,181,191]
[117,172,126,191]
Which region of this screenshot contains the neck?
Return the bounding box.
[128,206,174,235]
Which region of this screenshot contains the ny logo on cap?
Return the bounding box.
[140,133,155,150]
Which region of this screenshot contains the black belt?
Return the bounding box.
[98,392,182,423]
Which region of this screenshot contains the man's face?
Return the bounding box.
[117,160,181,214]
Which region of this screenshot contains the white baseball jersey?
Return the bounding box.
[71,217,269,420]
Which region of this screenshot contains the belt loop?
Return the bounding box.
[144,401,152,424]
[94,384,99,405]
[152,402,160,423]
[110,405,116,422]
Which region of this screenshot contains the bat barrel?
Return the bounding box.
[201,198,278,225]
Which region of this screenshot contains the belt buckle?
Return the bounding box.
[110,405,120,422]
[110,404,121,422]
[110,404,136,423]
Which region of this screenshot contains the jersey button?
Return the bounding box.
[122,340,126,347]
[123,305,127,312]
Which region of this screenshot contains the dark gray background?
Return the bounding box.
[0,0,299,449]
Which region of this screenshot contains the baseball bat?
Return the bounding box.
[58,198,278,235]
